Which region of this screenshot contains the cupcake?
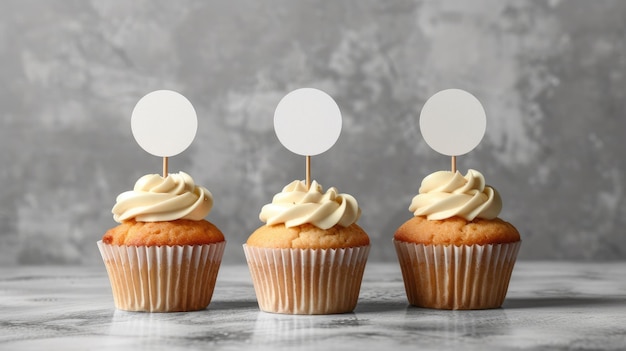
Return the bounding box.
[98,171,226,312]
[393,169,520,310]
[244,180,370,315]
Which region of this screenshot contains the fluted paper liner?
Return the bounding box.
[97,240,225,312]
[243,245,370,315]
[393,240,520,310]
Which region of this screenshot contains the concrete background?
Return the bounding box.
[1,0,625,265]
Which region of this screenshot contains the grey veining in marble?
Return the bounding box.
[1,262,625,350]
[1,1,626,265]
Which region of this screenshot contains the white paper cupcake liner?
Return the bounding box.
[393,240,520,310]
[243,245,370,315]
[97,240,226,312]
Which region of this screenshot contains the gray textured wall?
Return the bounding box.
[1,0,625,265]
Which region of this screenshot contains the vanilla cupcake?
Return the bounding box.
[244,180,370,315]
[394,169,520,310]
[98,171,226,312]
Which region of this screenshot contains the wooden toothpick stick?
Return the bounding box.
[451,156,457,173]
[306,155,311,190]
[163,157,169,178]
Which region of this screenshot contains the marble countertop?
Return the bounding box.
[1,262,625,351]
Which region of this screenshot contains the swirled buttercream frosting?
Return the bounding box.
[259,180,361,229]
[112,171,213,223]
[409,169,502,221]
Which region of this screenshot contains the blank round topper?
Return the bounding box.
[419,89,486,156]
[274,88,342,156]
[131,90,198,157]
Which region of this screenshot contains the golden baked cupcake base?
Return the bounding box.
[98,240,226,312]
[394,216,520,246]
[103,219,225,246]
[393,239,520,310]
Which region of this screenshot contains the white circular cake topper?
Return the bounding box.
[131,90,198,157]
[274,88,342,156]
[419,89,486,156]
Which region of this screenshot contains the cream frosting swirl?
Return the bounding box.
[112,171,213,223]
[409,169,502,221]
[259,180,361,229]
